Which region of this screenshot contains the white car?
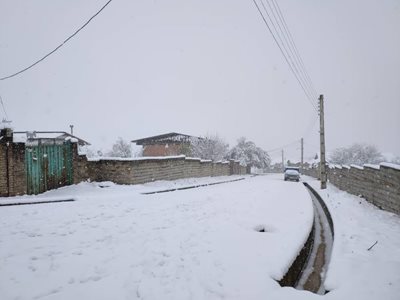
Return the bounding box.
[284,167,300,182]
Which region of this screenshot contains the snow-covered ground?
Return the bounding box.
[0,174,399,300]
[307,177,400,300]
[0,175,313,300]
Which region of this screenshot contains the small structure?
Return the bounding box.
[132,132,201,157]
[0,129,89,196]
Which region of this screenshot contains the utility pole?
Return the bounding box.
[281,149,285,172]
[319,95,327,189]
[70,125,74,135]
[301,137,304,172]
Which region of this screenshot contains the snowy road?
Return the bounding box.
[1,174,399,300]
[0,175,313,300]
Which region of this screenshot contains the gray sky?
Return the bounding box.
[1,0,399,162]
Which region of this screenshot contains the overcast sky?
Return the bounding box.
[1,0,399,162]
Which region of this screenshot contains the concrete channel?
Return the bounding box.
[279,182,334,294]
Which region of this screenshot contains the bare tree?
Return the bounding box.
[330,143,384,165]
[107,137,132,158]
[191,134,229,161]
[226,137,271,169]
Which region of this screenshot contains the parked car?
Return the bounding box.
[284,167,300,182]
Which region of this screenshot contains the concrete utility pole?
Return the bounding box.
[319,95,327,189]
[281,149,285,171]
[301,137,304,172]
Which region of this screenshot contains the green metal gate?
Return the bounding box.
[25,139,73,195]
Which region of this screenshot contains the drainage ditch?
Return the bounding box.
[279,182,334,294]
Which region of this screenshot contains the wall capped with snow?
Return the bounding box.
[74,156,246,185]
[0,139,247,197]
[303,164,400,214]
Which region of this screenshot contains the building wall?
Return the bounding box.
[142,143,184,157]
[303,164,400,214]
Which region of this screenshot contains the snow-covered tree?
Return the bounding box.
[226,137,271,168]
[390,156,400,165]
[107,137,132,158]
[329,143,384,165]
[191,134,229,161]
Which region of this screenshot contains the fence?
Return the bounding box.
[303,164,400,214]
[73,155,247,185]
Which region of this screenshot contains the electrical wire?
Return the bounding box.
[261,0,316,103]
[0,0,114,81]
[270,0,319,100]
[251,0,318,110]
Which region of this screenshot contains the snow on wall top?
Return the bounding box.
[328,163,400,171]
[87,155,186,162]
[380,162,400,170]
[87,155,233,164]
[350,164,364,170]
[363,164,380,170]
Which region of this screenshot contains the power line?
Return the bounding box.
[251,0,318,110]
[261,0,316,104]
[270,0,319,100]
[0,0,114,81]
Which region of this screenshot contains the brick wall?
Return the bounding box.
[74,156,247,186]
[0,143,7,196]
[0,142,27,196]
[72,143,89,184]
[303,164,400,214]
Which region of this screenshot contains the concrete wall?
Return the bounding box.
[303,164,400,214]
[74,156,247,185]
